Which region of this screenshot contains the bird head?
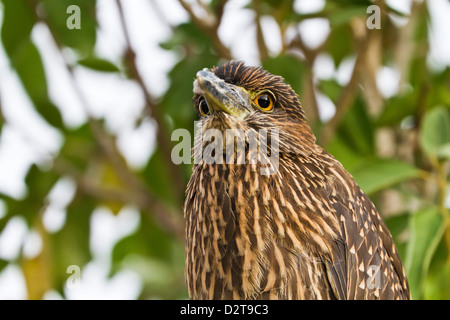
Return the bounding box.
[192,61,317,161]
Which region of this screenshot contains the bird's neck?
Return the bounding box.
[184,150,341,299]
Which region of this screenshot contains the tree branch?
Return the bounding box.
[287,31,321,125]
[177,0,233,60]
[318,22,374,146]
[52,157,184,239]
[215,0,227,27]
[253,0,269,62]
[26,0,185,240]
[0,95,4,128]
[116,0,186,201]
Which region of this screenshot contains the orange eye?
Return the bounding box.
[253,92,275,112]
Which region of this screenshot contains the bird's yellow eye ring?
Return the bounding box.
[253,91,275,113]
[198,98,210,117]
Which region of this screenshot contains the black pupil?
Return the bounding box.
[258,95,271,109]
[200,99,209,115]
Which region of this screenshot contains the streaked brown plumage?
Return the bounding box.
[184,61,410,300]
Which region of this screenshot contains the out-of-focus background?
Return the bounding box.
[0,0,449,300]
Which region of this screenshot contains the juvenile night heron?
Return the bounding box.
[184,61,410,300]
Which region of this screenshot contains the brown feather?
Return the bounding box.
[185,61,410,300]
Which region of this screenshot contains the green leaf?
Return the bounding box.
[351,158,420,195]
[376,91,418,127]
[328,6,368,28]
[436,143,450,159]
[423,236,450,300]
[142,149,179,205]
[336,96,375,156]
[0,0,35,57]
[24,165,60,205]
[405,207,446,300]
[385,213,409,241]
[428,68,450,108]
[40,0,97,56]
[263,54,306,95]
[0,165,60,227]
[0,258,8,273]
[321,1,372,28]
[111,212,187,299]
[384,213,409,261]
[159,22,214,52]
[326,134,366,172]
[0,112,4,136]
[59,123,98,171]
[78,56,120,73]
[0,196,12,233]
[112,212,174,265]
[121,253,187,299]
[424,264,450,300]
[318,79,342,103]
[423,235,450,300]
[159,52,216,133]
[15,41,64,128]
[49,192,95,293]
[327,0,372,7]
[420,106,450,158]
[122,256,176,289]
[1,0,64,128]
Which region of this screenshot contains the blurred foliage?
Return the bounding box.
[0,0,449,300]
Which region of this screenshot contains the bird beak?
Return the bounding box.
[196,69,250,119]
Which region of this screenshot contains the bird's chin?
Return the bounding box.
[195,112,252,162]
[201,112,249,132]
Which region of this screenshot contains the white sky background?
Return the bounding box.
[0,0,449,299]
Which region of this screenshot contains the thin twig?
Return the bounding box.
[253,0,269,62]
[53,157,184,238]
[177,0,233,60]
[434,160,450,264]
[25,0,185,240]
[318,25,374,146]
[287,31,321,125]
[149,0,174,29]
[116,0,186,200]
[0,96,4,127]
[215,0,227,26]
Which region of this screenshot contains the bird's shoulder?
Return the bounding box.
[281,148,409,299]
